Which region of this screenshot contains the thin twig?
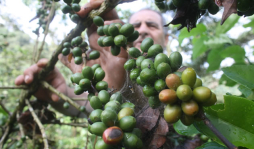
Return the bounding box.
[71,98,88,101]
[25,99,49,149]
[35,2,55,62]
[32,122,36,149]
[136,104,150,117]
[170,33,178,40]
[32,35,40,64]
[16,113,25,137]
[0,100,11,115]
[93,136,97,149]
[40,81,89,116]
[48,121,88,128]
[85,128,89,149]
[200,112,237,149]
[0,126,10,147]
[16,113,28,149]
[245,56,253,65]
[0,86,28,89]
[90,84,98,96]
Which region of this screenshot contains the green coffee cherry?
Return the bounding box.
[90,96,102,109]
[140,37,153,52]
[72,3,80,12]
[114,35,127,47]
[98,90,110,104]
[82,66,94,80]
[97,26,105,36]
[62,5,72,14]
[93,16,104,26]
[127,30,139,42]
[147,44,163,58]
[70,14,80,23]
[94,67,105,82]
[128,47,141,58]
[108,24,120,37]
[89,50,100,60]
[124,59,136,71]
[63,102,70,109]
[62,48,70,56]
[74,56,83,64]
[119,23,134,37]
[111,45,121,56]
[169,51,182,71]
[89,109,103,123]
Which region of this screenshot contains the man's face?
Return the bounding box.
[129,10,168,50]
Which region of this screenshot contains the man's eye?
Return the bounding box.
[147,23,158,28]
[149,25,157,28]
[133,24,140,28]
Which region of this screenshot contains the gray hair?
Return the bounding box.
[128,8,169,36]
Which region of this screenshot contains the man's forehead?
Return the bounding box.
[129,10,162,23]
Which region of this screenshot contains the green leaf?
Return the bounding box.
[196,142,227,149]
[238,85,252,98]
[215,15,240,35]
[204,34,232,48]
[192,35,208,60]
[178,24,207,45]
[173,120,199,136]
[243,21,254,28]
[210,103,224,111]
[0,107,8,116]
[219,74,237,87]
[194,95,254,149]
[243,17,254,28]
[220,45,245,63]
[222,65,254,89]
[247,91,254,101]
[207,49,223,72]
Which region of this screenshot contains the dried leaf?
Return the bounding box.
[68,53,73,63]
[183,135,203,149]
[165,3,202,31]
[148,117,168,148]
[136,107,160,133]
[221,0,237,25]
[168,5,187,25]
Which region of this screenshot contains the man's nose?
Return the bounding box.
[137,23,150,38]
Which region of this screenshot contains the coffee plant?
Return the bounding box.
[155,0,254,31]
[0,0,254,149]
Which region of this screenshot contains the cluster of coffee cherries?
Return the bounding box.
[124,37,178,108]
[87,91,143,149]
[62,64,107,111]
[60,0,83,23]
[32,0,53,35]
[62,36,100,64]
[68,57,142,149]
[124,37,217,126]
[236,0,254,16]
[155,0,219,15]
[70,64,108,95]
[93,16,139,56]
[162,68,217,126]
